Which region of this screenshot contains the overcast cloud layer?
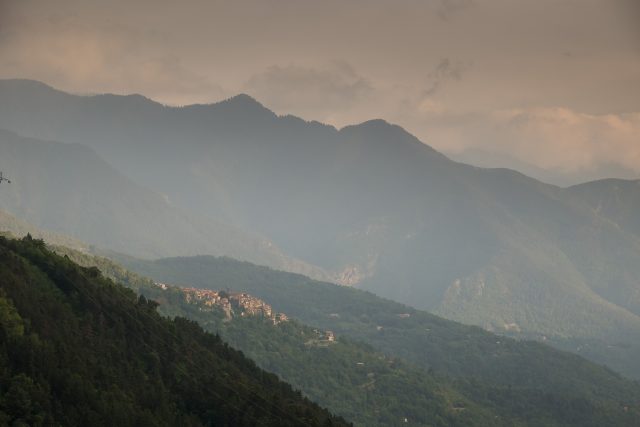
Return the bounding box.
[1,0,639,185]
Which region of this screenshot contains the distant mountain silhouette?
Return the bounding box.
[2,79,640,378]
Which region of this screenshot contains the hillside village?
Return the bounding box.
[165,284,290,325]
[171,285,339,345]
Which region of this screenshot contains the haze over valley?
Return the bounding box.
[1,1,639,426]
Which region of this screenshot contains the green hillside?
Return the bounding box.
[117,255,640,401]
[163,298,640,427]
[143,293,501,427]
[56,245,640,426]
[50,246,503,426]
[0,236,347,427]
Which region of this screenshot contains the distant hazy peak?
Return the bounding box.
[341,118,426,144]
[218,93,276,115]
[0,78,162,112]
[339,118,396,133]
[568,178,640,190]
[176,92,276,121]
[223,93,264,106]
[0,78,71,99]
[0,78,58,90]
[339,118,447,159]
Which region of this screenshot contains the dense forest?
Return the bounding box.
[0,236,348,426]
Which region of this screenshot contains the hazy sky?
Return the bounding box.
[1,0,639,184]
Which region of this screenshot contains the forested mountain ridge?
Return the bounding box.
[2,79,640,379]
[0,236,348,426]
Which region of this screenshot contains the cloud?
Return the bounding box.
[244,62,374,121]
[490,108,640,174]
[0,9,224,104]
[423,58,470,97]
[436,0,474,20]
[404,105,640,184]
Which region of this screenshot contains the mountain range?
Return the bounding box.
[1,79,640,378]
[3,198,640,425]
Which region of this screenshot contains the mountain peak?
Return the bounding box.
[217,93,271,111]
[341,118,425,142]
[340,118,445,158]
[0,78,71,98]
[0,78,53,88]
[182,93,276,120]
[225,93,262,105]
[340,118,397,133]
